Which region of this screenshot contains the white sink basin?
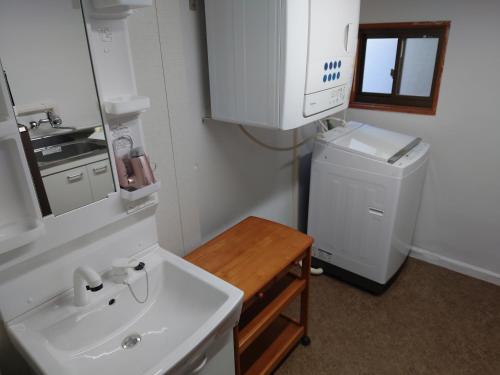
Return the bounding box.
[7,247,243,375]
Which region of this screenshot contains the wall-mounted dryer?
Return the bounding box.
[204,0,360,130]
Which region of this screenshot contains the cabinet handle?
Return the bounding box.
[190,355,208,374]
[344,23,352,53]
[93,165,108,175]
[67,172,84,183]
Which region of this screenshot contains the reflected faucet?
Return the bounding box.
[30,110,75,130]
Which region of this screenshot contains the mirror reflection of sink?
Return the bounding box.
[34,139,108,169]
[6,247,243,375]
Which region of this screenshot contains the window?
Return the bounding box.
[350,21,450,115]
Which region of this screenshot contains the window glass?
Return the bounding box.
[362,38,398,94]
[351,22,450,115]
[398,38,439,97]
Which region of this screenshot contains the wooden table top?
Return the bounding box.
[185,216,313,303]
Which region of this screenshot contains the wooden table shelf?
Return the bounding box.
[185,216,313,375]
[240,315,304,375]
[238,275,306,352]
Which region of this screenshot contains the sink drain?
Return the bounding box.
[121,333,142,349]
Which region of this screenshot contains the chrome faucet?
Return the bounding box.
[30,110,74,130]
[73,266,103,306]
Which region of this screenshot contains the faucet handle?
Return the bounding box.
[47,110,63,127]
[112,257,140,269]
[86,284,104,292]
[52,118,63,127]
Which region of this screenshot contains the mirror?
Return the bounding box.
[0,0,115,216]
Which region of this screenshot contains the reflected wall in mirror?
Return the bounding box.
[0,0,115,216]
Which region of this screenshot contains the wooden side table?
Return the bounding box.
[185,216,313,375]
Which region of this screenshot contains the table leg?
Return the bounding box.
[300,247,311,345]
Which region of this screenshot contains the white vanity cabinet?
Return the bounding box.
[87,159,114,201]
[42,157,114,216]
[195,331,235,375]
[176,330,236,375]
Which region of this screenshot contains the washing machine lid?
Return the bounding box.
[332,123,421,163]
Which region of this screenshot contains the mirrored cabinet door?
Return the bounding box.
[0,0,116,216]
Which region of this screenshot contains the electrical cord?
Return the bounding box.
[318,120,329,133]
[233,108,350,152]
[324,115,348,129]
[238,124,317,151]
[125,268,149,304]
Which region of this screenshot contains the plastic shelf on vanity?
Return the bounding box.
[103,96,150,117]
[92,0,152,11]
[120,181,161,201]
[0,218,44,255]
[90,0,152,19]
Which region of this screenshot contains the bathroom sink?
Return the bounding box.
[34,139,108,169]
[6,247,243,375]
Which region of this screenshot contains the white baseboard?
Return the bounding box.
[410,246,500,286]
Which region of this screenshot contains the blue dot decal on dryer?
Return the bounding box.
[338,60,342,68]
[323,75,327,82]
[329,62,333,70]
[328,74,332,81]
[324,62,328,71]
[334,61,337,69]
[337,72,341,79]
[332,74,336,81]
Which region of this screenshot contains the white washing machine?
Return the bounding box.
[307,122,429,293]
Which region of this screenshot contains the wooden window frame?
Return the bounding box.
[350,21,451,115]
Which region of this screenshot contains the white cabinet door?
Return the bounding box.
[195,331,235,375]
[87,159,114,201]
[43,166,93,215]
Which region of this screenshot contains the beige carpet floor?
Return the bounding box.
[275,258,500,375]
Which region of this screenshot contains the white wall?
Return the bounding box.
[128,0,298,255]
[349,0,500,281]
